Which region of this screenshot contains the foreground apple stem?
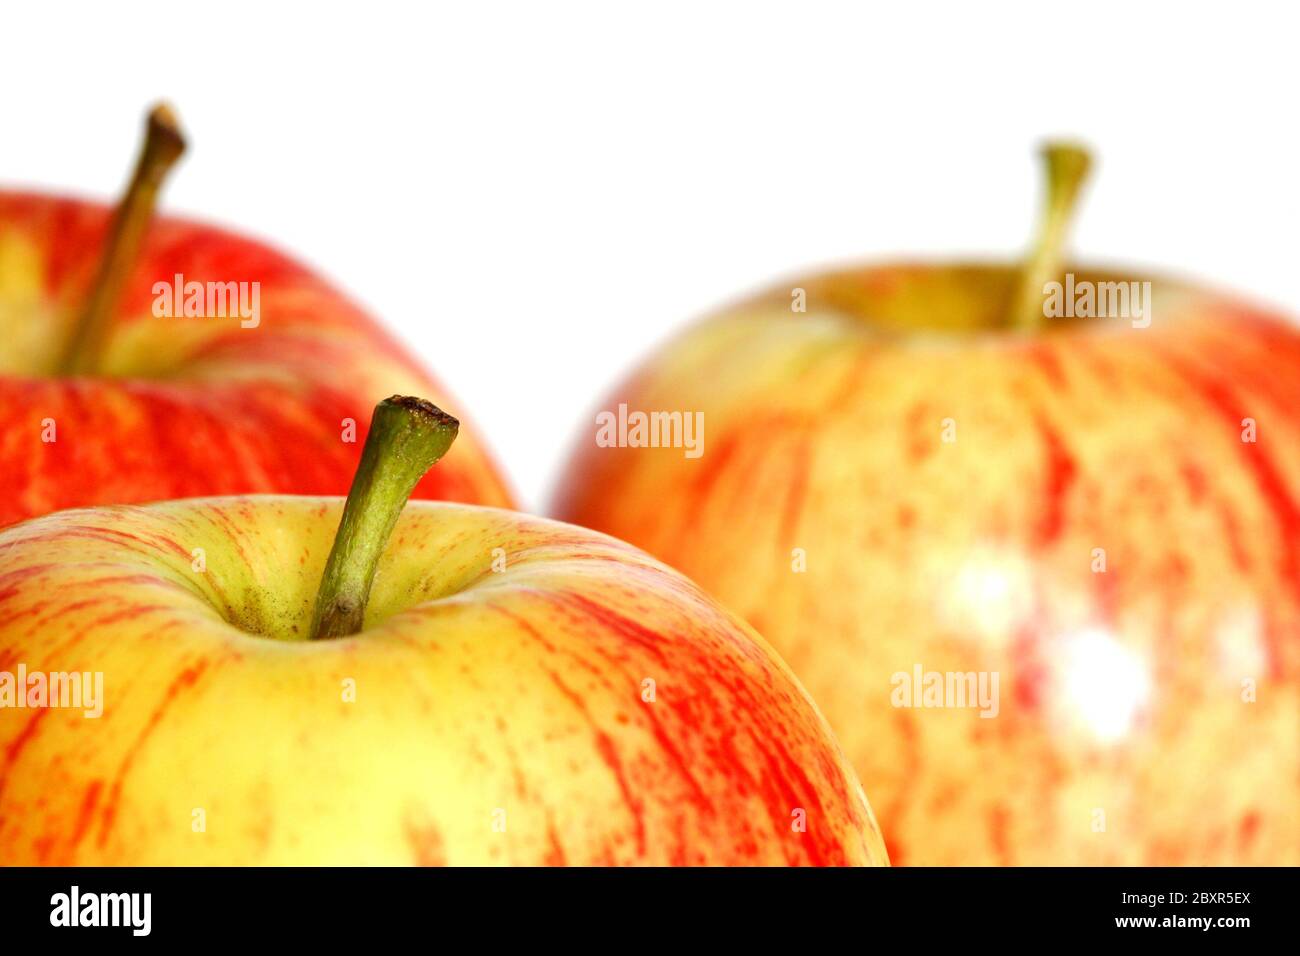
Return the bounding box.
[1008,142,1092,332]
[309,397,459,640]
[59,103,187,375]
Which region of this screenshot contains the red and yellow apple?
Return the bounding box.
[553,146,1300,864]
[0,105,512,527]
[0,398,886,865]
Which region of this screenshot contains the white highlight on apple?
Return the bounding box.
[595,403,704,459]
[0,664,103,718]
[1056,628,1151,743]
[939,546,1035,647]
[1213,605,1268,681]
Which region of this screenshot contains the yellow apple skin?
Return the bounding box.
[0,498,887,866]
[553,263,1300,865]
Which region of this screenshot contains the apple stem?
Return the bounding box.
[1008,142,1092,332]
[58,103,187,375]
[309,397,459,641]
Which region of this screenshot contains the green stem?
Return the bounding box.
[1008,141,1092,332]
[59,102,187,375]
[309,396,459,640]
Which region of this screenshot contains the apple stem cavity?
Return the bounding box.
[58,102,187,375]
[309,396,459,641]
[1008,141,1092,332]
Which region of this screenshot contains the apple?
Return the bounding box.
[552,145,1300,865]
[0,104,512,527]
[0,397,887,865]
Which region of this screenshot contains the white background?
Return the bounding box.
[4,1,1297,509]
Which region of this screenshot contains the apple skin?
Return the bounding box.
[0,497,887,865]
[552,262,1300,865]
[0,192,513,526]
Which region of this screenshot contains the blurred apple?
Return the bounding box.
[0,104,512,527]
[553,145,1300,864]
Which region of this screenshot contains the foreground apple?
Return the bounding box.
[0,104,512,527]
[0,397,886,865]
[553,145,1300,865]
